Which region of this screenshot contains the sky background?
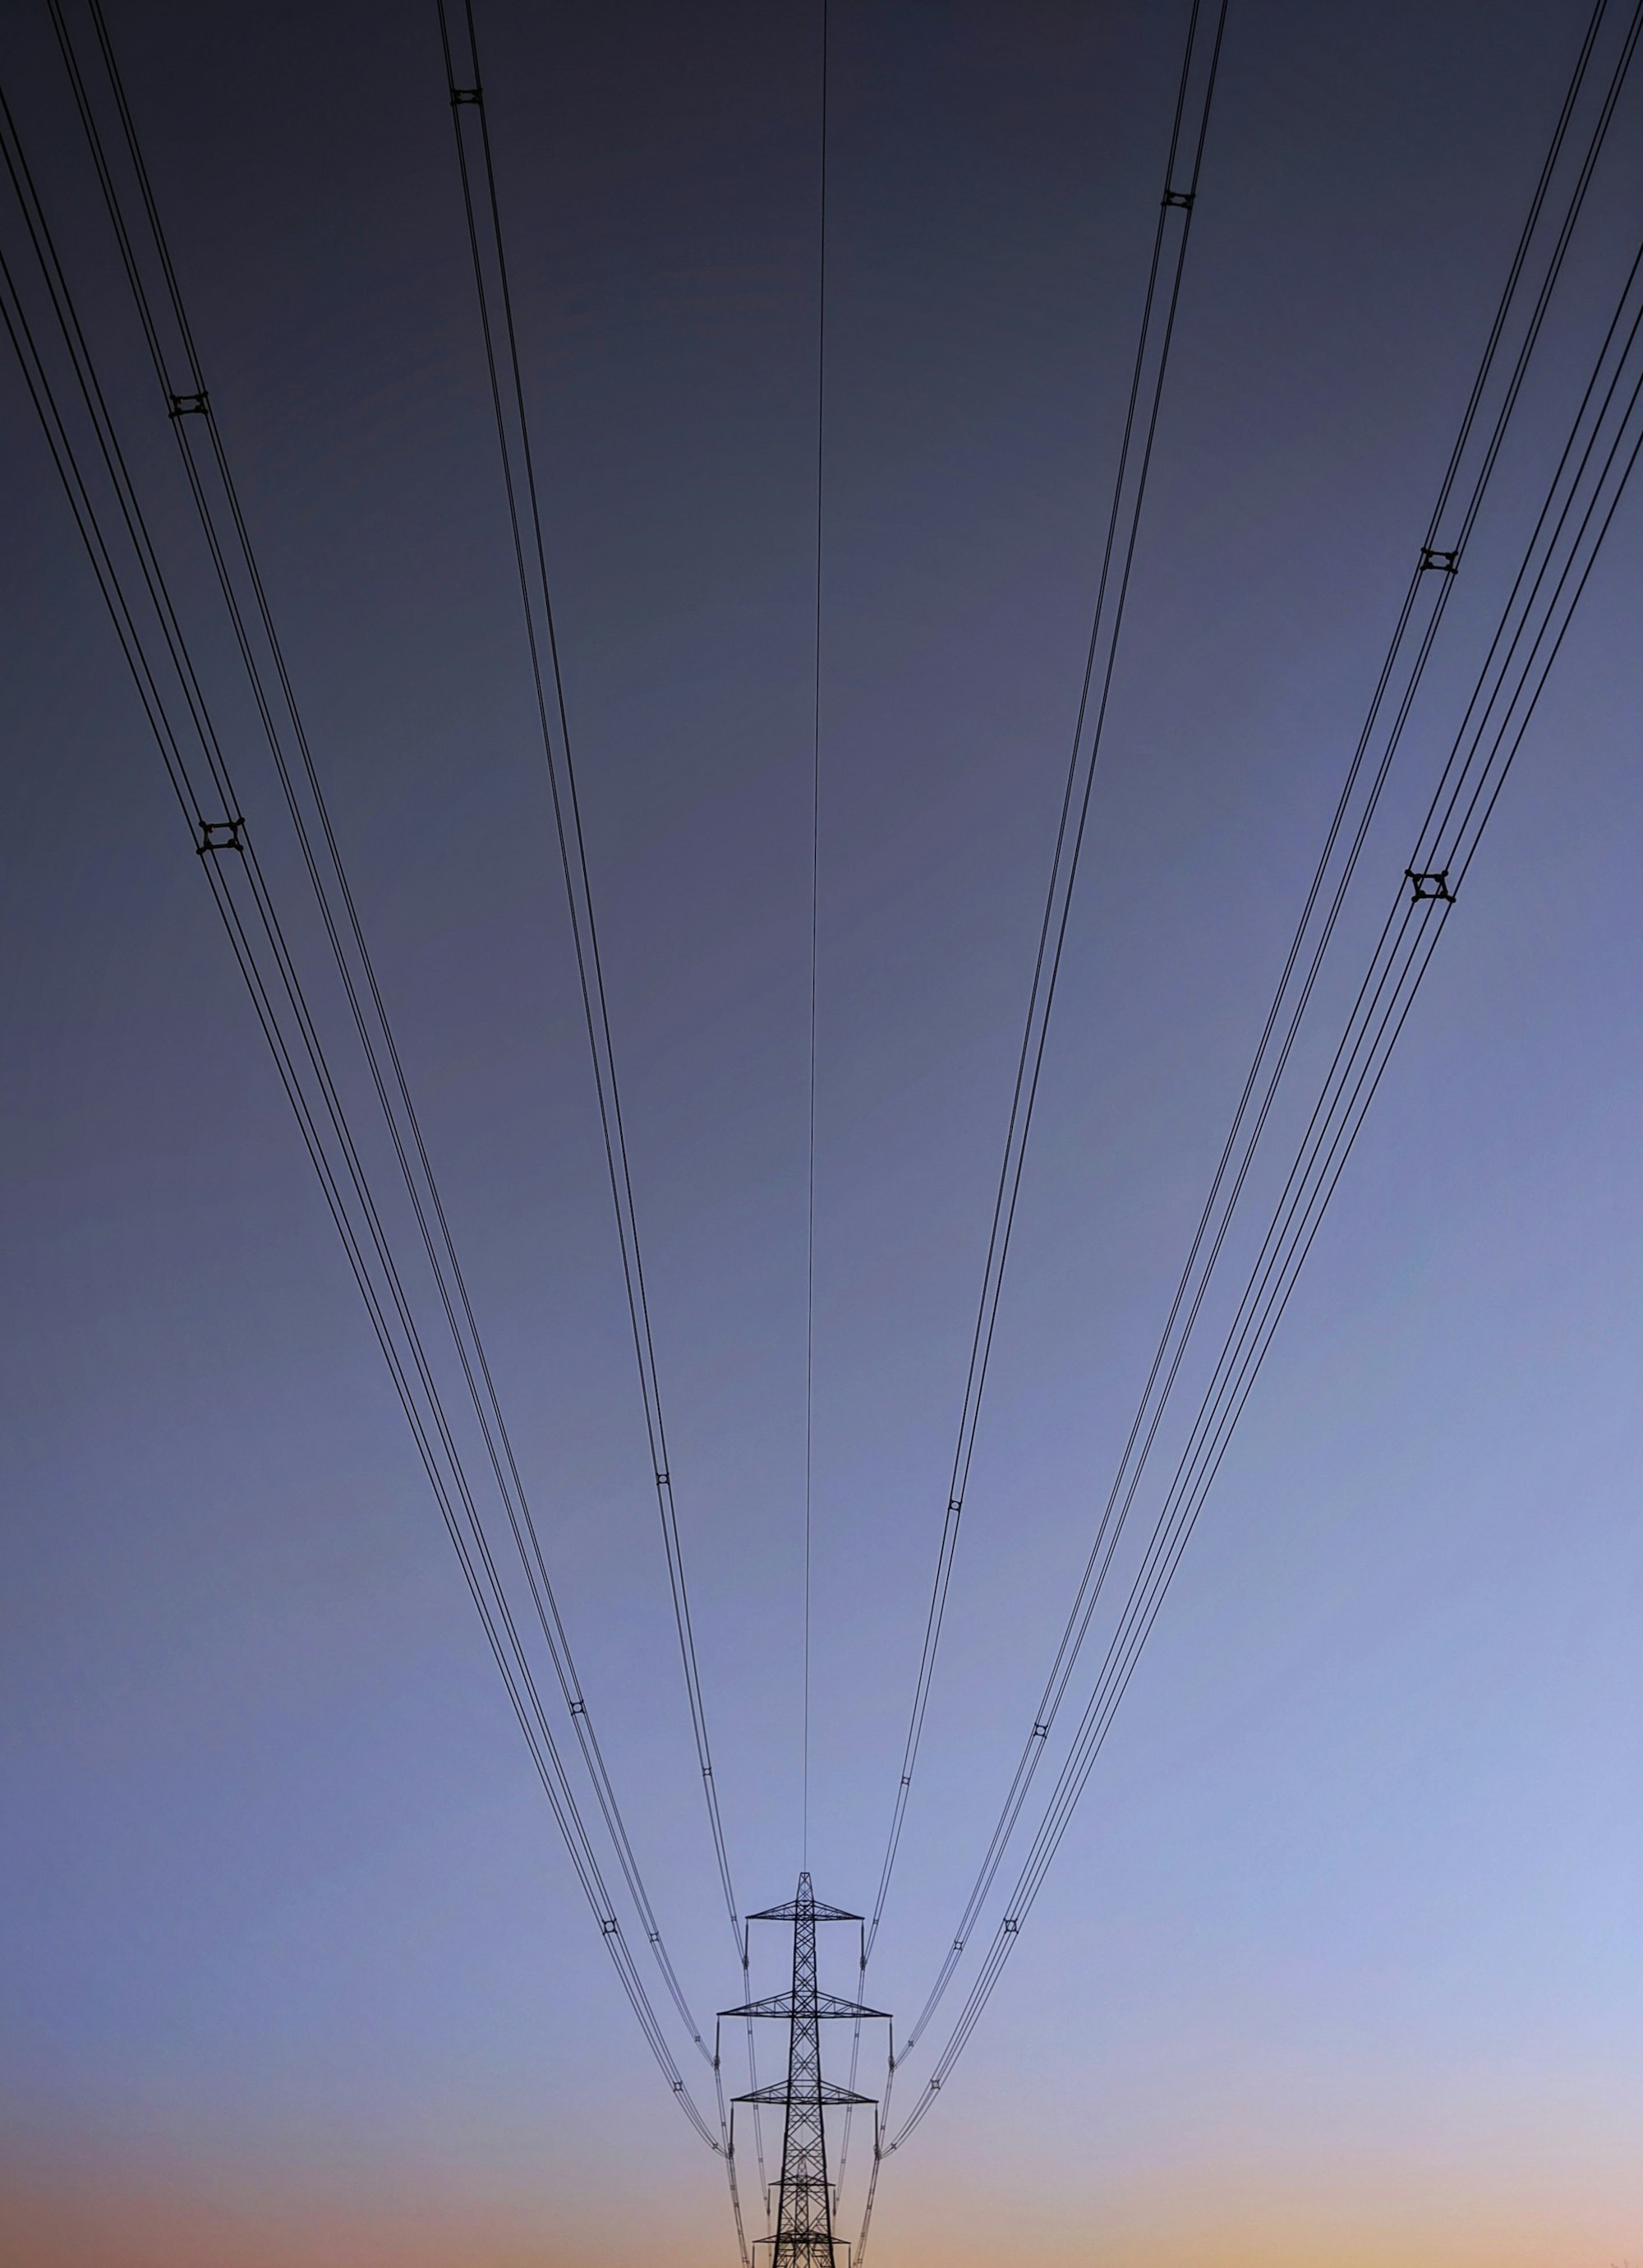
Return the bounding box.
[2,1,1641,2263]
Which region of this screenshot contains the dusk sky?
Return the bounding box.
[2,2,1641,2264]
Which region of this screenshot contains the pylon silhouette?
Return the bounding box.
[724,1874,888,2266]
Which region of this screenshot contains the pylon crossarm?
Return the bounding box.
[722,1989,891,2021]
[735,2079,876,2107]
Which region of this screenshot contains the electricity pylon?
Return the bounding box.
[723,1874,889,2266]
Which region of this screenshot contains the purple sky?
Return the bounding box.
[2,2,1641,2262]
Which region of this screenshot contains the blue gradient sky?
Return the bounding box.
[2,2,1641,2261]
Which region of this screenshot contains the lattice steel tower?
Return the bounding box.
[724,1874,888,2267]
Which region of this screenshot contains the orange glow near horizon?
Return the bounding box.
[2,2144,1636,2268]
[0,2158,582,2268]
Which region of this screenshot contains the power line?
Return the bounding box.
[53,0,720,2070]
[432,0,744,1967]
[839,8,1235,2241]
[879,35,1643,2155]
[882,0,1640,2098]
[883,0,1641,2095]
[852,0,1640,2224]
[841,2,1233,2229]
[2,12,735,2187]
[430,8,766,2245]
[803,0,830,1884]
[858,0,1231,1986]
[0,237,721,2137]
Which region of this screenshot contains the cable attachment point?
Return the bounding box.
[601,1916,620,1934]
[167,390,208,419]
[1420,545,1459,574]
[1002,1917,1021,1935]
[1030,1721,1050,1740]
[1162,187,1194,210]
[1406,867,1455,903]
[449,84,482,105]
[196,816,245,856]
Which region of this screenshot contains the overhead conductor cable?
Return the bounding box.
[433,0,743,1961]
[4,0,738,2197]
[881,0,1643,2164]
[891,0,1637,2093]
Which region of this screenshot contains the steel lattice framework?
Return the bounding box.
[725,1876,887,2266]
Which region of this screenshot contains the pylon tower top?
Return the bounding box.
[748,1884,863,1925]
